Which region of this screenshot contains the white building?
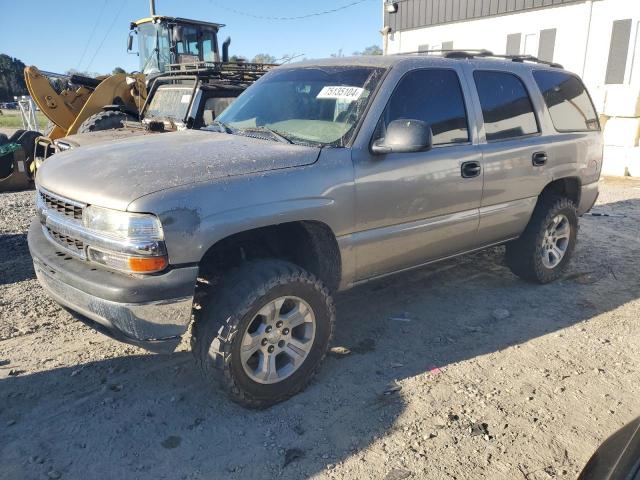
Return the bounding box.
[382,0,640,175]
[385,0,640,92]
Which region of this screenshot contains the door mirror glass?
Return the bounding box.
[372,119,433,154]
[127,32,134,52]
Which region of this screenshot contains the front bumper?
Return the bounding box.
[28,219,198,353]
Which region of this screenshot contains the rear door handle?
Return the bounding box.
[461,160,481,178]
[532,152,548,166]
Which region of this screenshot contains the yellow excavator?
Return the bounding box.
[0,0,231,190]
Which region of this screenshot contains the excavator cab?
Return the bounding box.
[128,17,226,75]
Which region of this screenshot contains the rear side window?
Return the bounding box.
[474,71,539,141]
[382,69,469,145]
[533,70,599,132]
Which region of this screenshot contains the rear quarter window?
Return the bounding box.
[533,70,599,132]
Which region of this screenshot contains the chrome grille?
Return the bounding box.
[39,189,84,220]
[45,226,85,254]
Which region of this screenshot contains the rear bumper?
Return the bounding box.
[28,219,198,353]
[578,181,599,215]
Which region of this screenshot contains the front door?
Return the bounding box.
[351,67,483,281]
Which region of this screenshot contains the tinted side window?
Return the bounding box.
[474,71,539,141]
[382,69,469,145]
[533,70,599,131]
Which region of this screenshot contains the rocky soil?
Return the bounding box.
[1,178,639,480]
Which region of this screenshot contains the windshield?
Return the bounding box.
[215,66,385,146]
[137,22,171,74]
[144,85,193,123]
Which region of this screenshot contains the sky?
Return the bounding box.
[1,0,382,75]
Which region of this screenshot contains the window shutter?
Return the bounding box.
[538,28,556,62]
[506,33,521,55]
[605,19,632,85]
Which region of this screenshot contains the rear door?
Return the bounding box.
[351,65,484,281]
[468,68,551,245]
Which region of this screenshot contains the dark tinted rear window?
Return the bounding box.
[474,71,539,141]
[533,70,599,132]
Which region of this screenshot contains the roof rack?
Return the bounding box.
[396,49,564,69]
[165,61,276,85]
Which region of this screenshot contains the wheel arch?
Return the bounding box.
[197,220,342,293]
[540,176,581,205]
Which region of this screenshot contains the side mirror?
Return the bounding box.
[371,119,433,155]
[127,32,134,52]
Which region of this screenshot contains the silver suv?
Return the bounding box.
[28,53,602,408]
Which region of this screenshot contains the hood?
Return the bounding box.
[37,130,321,211]
[56,127,154,149]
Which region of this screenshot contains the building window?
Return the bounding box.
[506,33,521,56]
[605,19,632,84]
[533,70,599,132]
[380,69,470,145]
[538,29,556,63]
[473,70,539,141]
[418,44,430,53]
[442,41,454,51]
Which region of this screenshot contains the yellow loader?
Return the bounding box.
[1,3,229,190]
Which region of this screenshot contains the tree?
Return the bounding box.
[353,45,383,56]
[251,53,276,64]
[112,67,126,74]
[330,49,344,58]
[0,54,28,102]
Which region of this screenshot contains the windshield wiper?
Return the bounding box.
[239,126,294,144]
[206,120,235,134]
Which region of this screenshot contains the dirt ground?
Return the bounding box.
[1,177,639,480]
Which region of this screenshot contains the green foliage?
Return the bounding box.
[251,53,277,64]
[112,67,126,74]
[0,54,27,102]
[353,45,383,56]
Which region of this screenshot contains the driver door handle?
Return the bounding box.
[461,160,481,178]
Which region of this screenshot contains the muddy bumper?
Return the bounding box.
[27,220,198,353]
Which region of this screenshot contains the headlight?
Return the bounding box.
[82,206,167,274]
[83,205,163,240]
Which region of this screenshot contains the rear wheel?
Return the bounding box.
[192,259,335,409]
[77,110,134,133]
[506,196,578,283]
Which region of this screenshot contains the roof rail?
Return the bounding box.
[395,49,563,68]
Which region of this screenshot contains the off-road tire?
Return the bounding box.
[506,195,578,284]
[191,259,335,409]
[77,111,133,133]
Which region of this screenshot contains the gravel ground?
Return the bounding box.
[1,178,639,480]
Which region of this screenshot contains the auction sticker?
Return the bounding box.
[316,86,365,101]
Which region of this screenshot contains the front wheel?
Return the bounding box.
[506,196,578,284]
[192,259,335,409]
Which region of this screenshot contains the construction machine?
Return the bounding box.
[2,1,237,191]
[35,61,273,164]
[26,8,231,141]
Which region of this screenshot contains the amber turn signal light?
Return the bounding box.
[128,255,168,273]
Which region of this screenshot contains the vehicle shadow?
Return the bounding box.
[1,197,638,479]
[0,233,33,285]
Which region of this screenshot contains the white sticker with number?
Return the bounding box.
[180,94,191,104]
[316,86,365,101]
